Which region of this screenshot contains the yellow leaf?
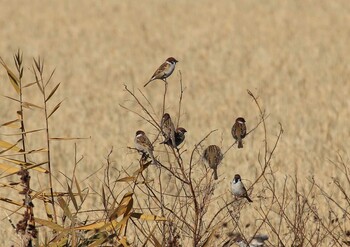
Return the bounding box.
[58,197,73,221]
[0,140,21,152]
[116,176,136,182]
[0,163,19,174]
[0,157,48,174]
[73,221,109,231]
[34,217,65,231]
[109,192,133,220]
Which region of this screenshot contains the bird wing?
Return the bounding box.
[150,62,170,80]
[136,135,153,151]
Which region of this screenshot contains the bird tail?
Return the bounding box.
[144,79,153,87]
[213,169,218,180]
[246,196,253,202]
[238,139,243,148]
[148,151,158,165]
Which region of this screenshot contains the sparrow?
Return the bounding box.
[134,130,156,164]
[160,127,187,148]
[235,233,269,247]
[144,57,178,87]
[231,117,247,148]
[202,145,223,180]
[231,174,253,202]
[160,113,176,148]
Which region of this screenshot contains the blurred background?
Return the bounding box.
[1,0,349,245]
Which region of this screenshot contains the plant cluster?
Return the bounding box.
[0,51,349,247]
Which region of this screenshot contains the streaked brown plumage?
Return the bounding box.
[160,113,176,148]
[134,130,156,164]
[144,57,178,87]
[202,145,223,180]
[231,117,247,148]
[160,127,187,148]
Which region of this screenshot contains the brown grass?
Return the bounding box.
[0,1,349,246]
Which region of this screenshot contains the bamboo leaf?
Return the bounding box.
[116,176,136,183]
[34,217,65,231]
[0,58,20,94]
[47,100,63,119]
[22,81,38,88]
[0,140,21,152]
[44,198,54,222]
[45,68,56,87]
[67,184,79,212]
[0,158,48,176]
[22,101,44,110]
[58,197,74,221]
[74,216,126,232]
[0,162,48,178]
[74,221,107,230]
[75,176,84,203]
[109,192,133,220]
[46,82,60,102]
[0,119,20,129]
[0,163,18,174]
[0,148,47,156]
[0,197,22,206]
[1,128,46,136]
[33,66,44,94]
[0,182,20,189]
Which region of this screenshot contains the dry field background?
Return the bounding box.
[0,0,349,246]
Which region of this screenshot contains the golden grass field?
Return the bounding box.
[1,0,349,246]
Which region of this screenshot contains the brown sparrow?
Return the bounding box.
[134,130,156,164]
[231,117,247,148]
[144,57,178,87]
[160,127,187,147]
[160,113,176,148]
[202,145,223,180]
[231,174,253,202]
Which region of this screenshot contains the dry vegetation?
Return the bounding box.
[0,1,350,246]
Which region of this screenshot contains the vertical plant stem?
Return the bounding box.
[34,58,58,224]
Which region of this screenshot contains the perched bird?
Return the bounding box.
[134,130,156,164]
[144,57,178,87]
[202,145,223,180]
[160,113,176,148]
[160,127,187,148]
[231,117,247,148]
[231,174,253,202]
[235,233,269,247]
